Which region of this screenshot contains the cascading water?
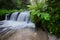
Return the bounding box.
[10,12,20,21]
[0,11,35,34]
[17,11,31,22]
[5,12,12,20]
[5,12,20,21]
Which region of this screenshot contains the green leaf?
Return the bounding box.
[41,13,51,20]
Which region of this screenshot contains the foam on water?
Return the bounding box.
[0,11,35,30]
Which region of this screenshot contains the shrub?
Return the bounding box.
[28,0,60,37]
[46,0,60,37]
[0,0,29,9]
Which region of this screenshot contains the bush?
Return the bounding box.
[28,0,60,37]
[46,0,60,37]
[0,0,29,9]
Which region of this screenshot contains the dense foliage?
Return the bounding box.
[47,0,60,37]
[28,0,60,37]
[0,0,29,9]
[0,0,29,20]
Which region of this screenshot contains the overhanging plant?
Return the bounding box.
[28,0,60,37]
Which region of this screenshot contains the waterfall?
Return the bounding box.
[10,12,20,21]
[17,11,31,22]
[5,12,12,20]
[0,11,35,40]
[0,11,35,30]
[5,12,20,21]
[17,11,28,22]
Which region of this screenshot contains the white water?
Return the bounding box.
[0,11,35,31]
[5,12,19,21]
[10,12,19,21]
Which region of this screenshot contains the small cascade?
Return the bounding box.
[5,12,12,20]
[17,11,29,22]
[17,11,32,23]
[10,12,20,21]
[0,11,35,30]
